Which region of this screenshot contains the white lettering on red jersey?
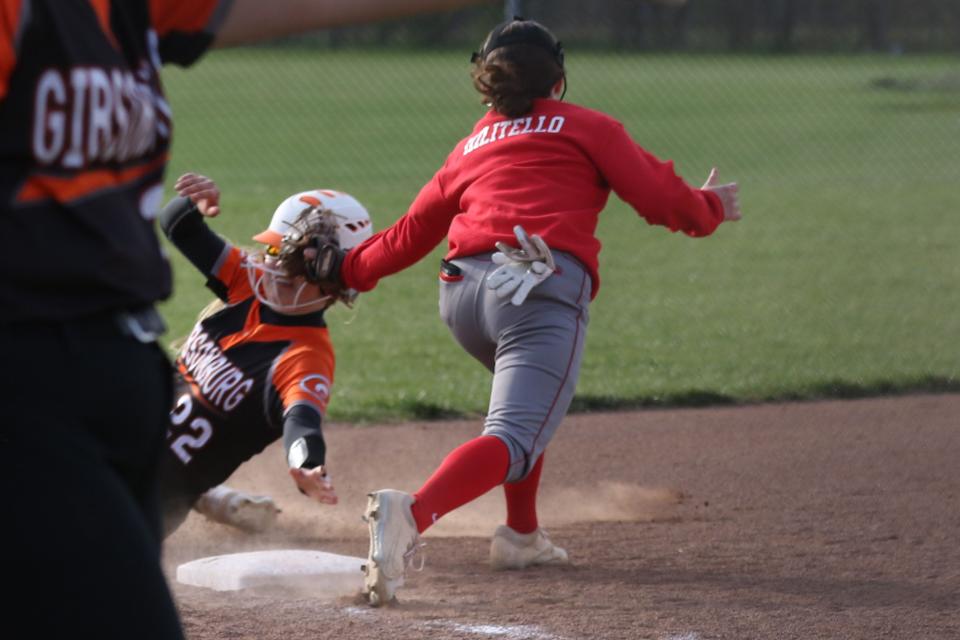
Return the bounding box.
[463,115,565,155]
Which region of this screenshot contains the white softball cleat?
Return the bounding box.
[194,485,280,533]
[361,489,423,606]
[489,525,569,570]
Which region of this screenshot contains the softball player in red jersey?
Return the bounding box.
[334,18,742,605]
[0,0,502,634]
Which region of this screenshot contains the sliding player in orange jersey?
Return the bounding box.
[158,173,373,535]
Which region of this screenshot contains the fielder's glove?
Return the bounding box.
[486,225,556,306]
[303,239,344,286]
[276,205,357,306]
[304,240,357,306]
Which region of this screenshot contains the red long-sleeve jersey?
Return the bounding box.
[342,98,724,299]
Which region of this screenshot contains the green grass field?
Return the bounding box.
[160,50,960,422]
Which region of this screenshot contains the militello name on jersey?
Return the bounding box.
[179,324,254,413]
[463,115,565,156]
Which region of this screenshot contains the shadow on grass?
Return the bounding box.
[342,375,959,423]
[570,375,960,414]
[870,73,960,92]
[393,398,467,421]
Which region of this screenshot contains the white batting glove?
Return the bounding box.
[486,225,556,306]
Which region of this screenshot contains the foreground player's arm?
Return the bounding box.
[283,405,338,505]
[214,0,495,47]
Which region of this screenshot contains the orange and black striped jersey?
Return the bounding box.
[167,244,336,484]
[178,245,336,418]
[0,0,230,323]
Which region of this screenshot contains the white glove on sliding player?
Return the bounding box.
[486,225,556,306]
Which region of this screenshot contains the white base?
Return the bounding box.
[176,549,366,596]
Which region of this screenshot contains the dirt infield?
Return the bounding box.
[165,394,960,639]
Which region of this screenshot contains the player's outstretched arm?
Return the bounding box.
[701,167,742,222]
[157,187,227,277]
[216,0,495,47]
[284,406,338,505]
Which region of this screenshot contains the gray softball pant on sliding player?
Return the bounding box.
[438,250,592,483]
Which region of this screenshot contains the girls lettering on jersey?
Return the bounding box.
[463,114,565,155]
[32,63,172,168]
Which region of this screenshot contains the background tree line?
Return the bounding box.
[297,0,959,53]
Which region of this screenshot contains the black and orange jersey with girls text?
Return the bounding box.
[164,243,336,499]
[0,0,230,323]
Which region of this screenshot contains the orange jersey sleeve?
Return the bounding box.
[0,0,23,102]
[270,330,336,416]
[213,245,255,305]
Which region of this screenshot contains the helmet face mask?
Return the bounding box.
[244,252,334,315]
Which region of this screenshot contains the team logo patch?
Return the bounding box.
[299,374,331,405]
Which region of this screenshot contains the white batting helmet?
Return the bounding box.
[252,189,373,250]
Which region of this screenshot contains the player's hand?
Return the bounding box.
[174,172,221,217]
[289,466,338,505]
[702,167,741,221]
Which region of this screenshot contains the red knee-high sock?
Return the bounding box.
[411,435,510,534]
[504,453,544,534]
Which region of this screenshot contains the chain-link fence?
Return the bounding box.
[164,1,959,200]
[289,1,960,53]
[159,1,958,418]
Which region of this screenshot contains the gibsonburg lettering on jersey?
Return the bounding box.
[179,325,254,413]
[31,62,171,168]
[463,115,565,155]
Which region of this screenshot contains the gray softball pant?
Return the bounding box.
[438,251,592,483]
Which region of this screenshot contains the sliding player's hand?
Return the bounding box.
[289,466,338,505]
